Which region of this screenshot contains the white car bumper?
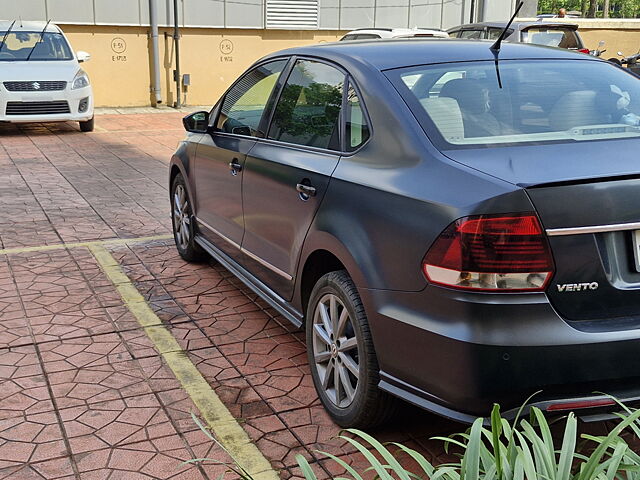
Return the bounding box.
[0,84,93,123]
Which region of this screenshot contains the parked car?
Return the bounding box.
[170,38,640,427]
[447,21,589,53]
[340,28,448,41]
[0,20,94,131]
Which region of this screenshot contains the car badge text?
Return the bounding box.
[32,82,40,90]
[557,282,599,292]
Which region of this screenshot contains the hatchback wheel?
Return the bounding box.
[171,173,206,262]
[306,270,396,428]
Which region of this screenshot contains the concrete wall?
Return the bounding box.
[61,25,344,107]
[0,0,513,30]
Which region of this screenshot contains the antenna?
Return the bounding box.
[491,1,524,53]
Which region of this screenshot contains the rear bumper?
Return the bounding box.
[0,86,93,123]
[362,285,640,421]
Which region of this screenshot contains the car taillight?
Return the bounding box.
[578,48,590,54]
[423,213,554,292]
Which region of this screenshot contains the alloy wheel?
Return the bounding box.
[312,293,360,408]
[173,184,191,250]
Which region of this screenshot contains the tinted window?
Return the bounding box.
[390,59,640,149]
[460,29,483,39]
[346,85,370,151]
[340,34,359,41]
[0,32,73,61]
[355,34,381,40]
[521,27,581,49]
[487,28,508,40]
[268,60,344,150]
[216,60,287,137]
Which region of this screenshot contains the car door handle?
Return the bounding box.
[296,183,316,197]
[229,158,242,175]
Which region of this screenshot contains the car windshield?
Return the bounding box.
[388,59,640,150]
[0,31,73,61]
[521,27,581,49]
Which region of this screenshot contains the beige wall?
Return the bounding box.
[62,20,640,108]
[61,25,345,108]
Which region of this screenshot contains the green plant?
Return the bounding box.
[186,401,640,479]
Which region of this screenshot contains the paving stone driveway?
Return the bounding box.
[0,114,483,479]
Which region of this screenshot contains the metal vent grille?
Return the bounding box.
[6,101,71,116]
[4,81,67,92]
[266,0,318,29]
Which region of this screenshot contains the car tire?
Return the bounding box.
[79,117,94,132]
[171,173,207,263]
[306,270,396,428]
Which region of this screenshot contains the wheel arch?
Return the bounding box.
[295,231,368,320]
[169,147,197,214]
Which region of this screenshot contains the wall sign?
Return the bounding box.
[219,39,233,62]
[111,37,127,62]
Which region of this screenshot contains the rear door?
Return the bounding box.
[194,59,288,259]
[240,59,369,299]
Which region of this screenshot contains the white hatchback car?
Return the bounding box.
[340,28,449,41]
[0,20,94,132]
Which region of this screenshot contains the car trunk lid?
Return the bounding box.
[444,140,640,324]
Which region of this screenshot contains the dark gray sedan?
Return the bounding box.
[170,39,640,427]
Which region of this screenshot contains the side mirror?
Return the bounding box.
[76,51,91,63]
[183,111,209,133]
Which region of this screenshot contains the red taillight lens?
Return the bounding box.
[423,213,554,291]
[578,48,591,54]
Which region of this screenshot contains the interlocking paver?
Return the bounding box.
[0,115,468,480]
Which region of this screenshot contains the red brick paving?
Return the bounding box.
[2,115,606,479]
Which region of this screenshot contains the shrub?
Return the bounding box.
[187,400,640,479]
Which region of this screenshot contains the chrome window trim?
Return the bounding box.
[196,217,293,280]
[546,221,640,236]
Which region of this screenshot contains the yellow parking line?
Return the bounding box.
[88,244,279,480]
[0,234,173,256]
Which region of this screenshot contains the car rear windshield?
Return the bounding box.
[0,32,73,61]
[387,59,640,150]
[520,26,582,49]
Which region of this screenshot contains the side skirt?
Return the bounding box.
[194,234,304,328]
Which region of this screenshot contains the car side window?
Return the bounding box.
[460,29,483,39]
[345,84,370,151]
[216,59,288,137]
[268,59,345,150]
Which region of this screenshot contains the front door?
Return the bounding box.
[194,59,288,259]
[241,59,369,300]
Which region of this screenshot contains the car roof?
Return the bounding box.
[347,28,447,36]
[448,20,579,31]
[266,38,596,71]
[0,20,61,33]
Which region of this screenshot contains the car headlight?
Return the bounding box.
[71,69,90,89]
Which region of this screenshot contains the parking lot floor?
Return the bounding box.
[0,114,616,479]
